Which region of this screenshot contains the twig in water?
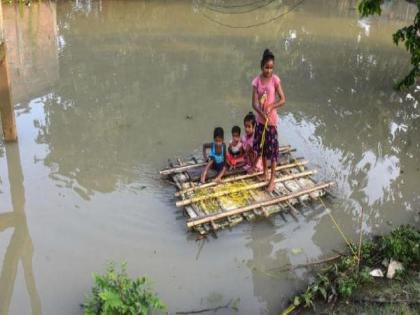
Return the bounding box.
[357,207,364,269]
[269,255,341,272]
[176,299,233,314]
[352,297,420,305]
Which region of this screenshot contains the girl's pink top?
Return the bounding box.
[252,74,281,126]
[241,134,253,151]
[241,134,263,171]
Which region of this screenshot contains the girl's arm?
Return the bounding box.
[252,87,266,120]
[268,81,286,113]
[202,143,211,160]
[201,159,213,184]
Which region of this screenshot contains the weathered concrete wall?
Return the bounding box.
[2,1,58,104]
[0,0,17,141]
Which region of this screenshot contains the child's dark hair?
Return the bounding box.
[213,127,224,139]
[231,125,241,135]
[260,48,275,68]
[244,111,256,126]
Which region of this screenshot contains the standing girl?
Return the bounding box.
[252,49,286,192]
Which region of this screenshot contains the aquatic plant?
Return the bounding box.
[83,262,165,315]
[359,0,420,90]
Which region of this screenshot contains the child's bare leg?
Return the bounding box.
[263,158,270,181]
[214,165,226,183]
[267,159,276,192]
[201,160,213,184]
[249,151,258,174]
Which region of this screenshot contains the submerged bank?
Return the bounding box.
[282,225,420,314]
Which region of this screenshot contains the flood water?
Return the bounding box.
[0,0,419,314]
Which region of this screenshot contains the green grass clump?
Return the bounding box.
[83,262,165,315]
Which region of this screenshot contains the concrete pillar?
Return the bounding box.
[0,1,17,142]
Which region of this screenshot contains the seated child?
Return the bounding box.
[226,126,245,169]
[201,127,227,184]
[242,112,263,173]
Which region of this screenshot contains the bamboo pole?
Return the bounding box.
[176,170,316,207]
[160,145,293,175]
[0,2,17,142]
[175,160,308,196]
[187,181,335,228]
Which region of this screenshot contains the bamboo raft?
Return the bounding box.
[160,145,335,235]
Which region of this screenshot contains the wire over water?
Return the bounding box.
[199,0,306,29]
[202,0,276,15]
[204,0,271,9]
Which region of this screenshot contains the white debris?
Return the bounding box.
[387,259,404,279]
[369,269,384,277]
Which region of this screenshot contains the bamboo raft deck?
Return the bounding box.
[160,145,334,235]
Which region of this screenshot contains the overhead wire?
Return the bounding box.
[199,0,306,29]
[204,0,270,9]
[202,0,276,15]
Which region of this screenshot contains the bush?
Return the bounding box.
[381,225,420,265]
[83,262,165,315]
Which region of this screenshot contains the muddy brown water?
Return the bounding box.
[0,0,419,314]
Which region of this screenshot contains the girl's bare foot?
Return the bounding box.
[266,179,275,193]
[214,177,222,184]
[257,173,267,181]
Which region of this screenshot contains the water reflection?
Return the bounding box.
[2,1,58,106]
[0,143,41,315]
[1,0,419,314]
[29,0,417,204]
[246,222,292,314]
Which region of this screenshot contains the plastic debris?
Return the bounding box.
[369,269,384,277]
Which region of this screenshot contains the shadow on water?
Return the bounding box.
[0,143,41,315]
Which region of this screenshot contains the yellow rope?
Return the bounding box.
[319,198,357,258]
[259,117,269,156]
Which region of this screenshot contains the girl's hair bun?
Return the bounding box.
[244,111,256,125]
[263,49,274,59]
[261,49,275,68]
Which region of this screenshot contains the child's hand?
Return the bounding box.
[265,103,273,113]
[263,112,269,121]
[259,91,267,105]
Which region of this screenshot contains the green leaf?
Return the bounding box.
[319,287,327,300]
